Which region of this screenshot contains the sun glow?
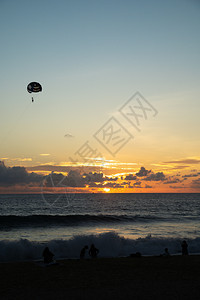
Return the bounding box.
[103,188,110,193]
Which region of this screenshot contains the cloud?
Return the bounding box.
[136,167,151,177]
[0,161,42,186]
[83,172,104,183]
[11,158,32,162]
[27,165,76,173]
[191,178,200,189]
[27,164,104,174]
[123,167,166,183]
[101,182,123,189]
[64,133,74,138]
[2,160,194,191]
[61,170,85,187]
[44,170,85,188]
[182,173,200,178]
[124,174,137,180]
[169,185,186,189]
[43,170,119,188]
[83,172,118,183]
[170,166,189,170]
[144,184,152,188]
[40,154,50,156]
[163,179,181,184]
[164,159,200,164]
[144,172,165,181]
[133,181,142,188]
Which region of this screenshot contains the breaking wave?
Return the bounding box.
[0,232,200,262]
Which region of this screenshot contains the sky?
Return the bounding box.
[0,0,200,193]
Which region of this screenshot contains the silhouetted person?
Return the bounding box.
[89,244,99,258]
[80,245,88,259]
[163,248,170,257]
[42,247,54,264]
[181,240,188,255]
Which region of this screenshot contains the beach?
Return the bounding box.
[1,255,200,300]
[1,193,199,299]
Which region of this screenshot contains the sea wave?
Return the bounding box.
[0,232,200,262]
[0,214,166,228]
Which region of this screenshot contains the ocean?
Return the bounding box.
[0,193,200,262]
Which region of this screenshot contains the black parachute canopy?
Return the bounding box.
[27,82,42,93]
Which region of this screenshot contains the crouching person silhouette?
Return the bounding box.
[42,247,55,264]
[80,245,88,259]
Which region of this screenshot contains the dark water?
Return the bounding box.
[0,193,199,261]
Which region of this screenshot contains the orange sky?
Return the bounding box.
[0,158,200,193]
[1,2,200,194]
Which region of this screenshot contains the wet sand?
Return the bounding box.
[1,256,200,299]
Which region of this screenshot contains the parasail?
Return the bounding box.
[27,82,42,102]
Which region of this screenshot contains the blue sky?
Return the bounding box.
[0,0,200,192]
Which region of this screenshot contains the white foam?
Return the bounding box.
[0,232,199,262]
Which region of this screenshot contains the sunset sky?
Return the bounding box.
[1,0,200,193]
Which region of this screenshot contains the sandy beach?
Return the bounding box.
[1,255,200,299]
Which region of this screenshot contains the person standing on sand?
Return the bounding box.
[181,240,188,255]
[89,244,99,258]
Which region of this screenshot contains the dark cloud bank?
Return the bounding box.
[0,161,199,190]
[0,161,42,186]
